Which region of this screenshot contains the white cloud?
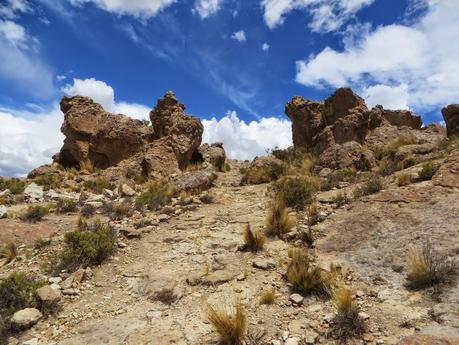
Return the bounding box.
[261,0,374,32]
[262,42,270,51]
[363,84,409,110]
[0,19,26,46]
[296,1,459,112]
[0,106,63,176]
[231,30,246,42]
[202,111,292,160]
[69,0,176,19]
[0,0,30,19]
[62,78,150,120]
[194,0,221,19]
[56,74,67,81]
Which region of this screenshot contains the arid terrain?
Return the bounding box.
[1,89,458,345]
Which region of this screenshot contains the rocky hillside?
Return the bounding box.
[0,89,458,345]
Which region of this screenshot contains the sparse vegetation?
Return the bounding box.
[206,303,247,345]
[321,167,357,190]
[79,159,95,173]
[286,248,337,296]
[375,135,417,160]
[135,180,174,210]
[272,176,318,209]
[151,287,177,305]
[104,201,132,220]
[331,287,365,339]
[84,177,115,194]
[0,177,26,195]
[20,205,49,223]
[352,174,383,198]
[418,162,440,180]
[259,289,276,305]
[55,198,78,213]
[34,174,62,191]
[332,191,351,207]
[243,161,284,184]
[80,204,96,217]
[1,242,18,263]
[242,224,265,252]
[265,197,295,238]
[306,203,320,226]
[406,241,456,289]
[397,173,413,186]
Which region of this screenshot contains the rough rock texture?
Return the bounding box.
[52,92,206,179]
[171,170,217,193]
[242,156,284,184]
[197,143,227,171]
[397,335,453,345]
[10,308,42,329]
[285,88,426,169]
[442,104,459,137]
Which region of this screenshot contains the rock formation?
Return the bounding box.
[51,91,206,179]
[285,88,438,169]
[442,104,459,137]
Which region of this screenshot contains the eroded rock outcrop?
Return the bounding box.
[442,104,459,137]
[51,91,206,180]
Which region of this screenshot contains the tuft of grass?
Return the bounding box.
[331,192,351,207]
[352,174,383,198]
[242,224,265,252]
[243,162,285,185]
[397,173,413,186]
[206,303,247,345]
[80,204,96,218]
[418,162,440,181]
[407,241,456,289]
[33,238,50,251]
[56,219,117,272]
[321,168,357,191]
[135,180,174,210]
[332,287,365,339]
[104,202,132,220]
[272,176,318,209]
[34,174,62,191]
[1,242,18,263]
[375,135,417,160]
[259,289,276,305]
[55,198,78,214]
[20,205,49,223]
[79,159,95,173]
[152,287,177,305]
[286,248,337,296]
[265,197,295,238]
[0,177,26,195]
[306,203,320,226]
[84,177,115,194]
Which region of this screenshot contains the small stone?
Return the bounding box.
[358,312,370,320]
[303,331,319,344]
[157,214,170,222]
[282,331,290,340]
[289,293,304,305]
[62,288,80,296]
[270,341,281,345]
[285,337,300,345]
[36,285,61,306]
[11,308,42,329]
[252,260,275,270]
[49,277,62,284]
[0,205,7,219]
[21,338,39,345]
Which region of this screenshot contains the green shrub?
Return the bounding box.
[0,178,26,195]
[84,177,115,194]
[34,174,62,191]
[397,173,412,186]
[55,199,78,214]
[418,162,439,180]
[272,176,318,209]
[353,174,383,198]
[321,167,357,190]
[20,205,49,223]
[80,204,96,218]
[58,220,116,272]
[135,181,174,210]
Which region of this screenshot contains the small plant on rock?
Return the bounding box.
[84,177,115,194]
[259,289,276,305]
[418,162,440,181]
[206,303,247,345]
[80,204,96,218]
[135,180,174,210]
[397,173,412,186]
[352,174,383,198]
[272,176,318,209]
[55,198,78,214]
[332,192,351,207]
[406,241,456,289]
[242,224,265,252]
[34,174,62,191]
[331,287,365,339]
[265,197,295,238]
[0,177,26,195]
[20,205,49,223]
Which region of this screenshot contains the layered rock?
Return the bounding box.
[442,104,459,137]
[285,88,431,169]
[50,91,206,180]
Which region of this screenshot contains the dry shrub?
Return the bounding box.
[20,205,49,223]
[375,135,418,160]
[1,242,17,263]
[306,203,320,226]
[352,174,383,198]
[286,248,337,296]
[0,177,26,195]
[418,162,440,180]
[243,162,284,185]
[206,303,247,345]
[259,289,276,305]
[242,224,265,252]
[84,177,115,194]
[105,202,132,220]
[265,197,295,238]
[79,159,95,173]
[34,174,62,191]
[135,180,174,210]
[331,287,364,339]
[331,192,351,207]
[407,241,456,289]
[80,204,96,217]
[397,173,412,186]
[55,198,78,214]
[152,287,177,305]
[321,168,357,191]
[272,176,319,209]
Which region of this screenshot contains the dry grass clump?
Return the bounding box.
[242,224,265,252]
[331,192,351,207]
[352,174,383,198]
[80,204,96,218]
[20,205,49,223]
[331,287,365,339]
[83,177,115,194]
[243,162,284,185]
[55,198,78,214]
[151,287,177,305]
[0,177,26,195]
[418,162,440,180]
[1,242,18,263]
[34,174,62,191]
[375,135,417,160]
[79,159,95,173]
[104,201,132,220]
[259,289,276,305]
[286,248,337,296]
[206,303,247,345]
[397,173,413,186]
[135,180,174,210]
[407,241,456,289]
[306,203,320,226]
[321,167,357,191]
[272,176,319,209]
[265,197,295,238]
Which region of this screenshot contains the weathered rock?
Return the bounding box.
[442,104,459,137]
[197,143,227,171]
[289,293,304,305]
[27,164,62,179]
[252,260,276,270]
[24,183,44,202]
[397,335,453,345]
[319,141,376,170]
[243,156,283,184]
[433,149,459,188]
[172,170,217,193]
[10,308,42,329]
[0,205,7,219]
[36,285,61,307]
[120,184,136,197]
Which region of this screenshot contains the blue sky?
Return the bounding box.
[0,0,458,175]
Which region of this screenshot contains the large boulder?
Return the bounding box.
[197,143,227,171]
[10,308,42,329]
[242,156,284,184]
[442,104,459,137]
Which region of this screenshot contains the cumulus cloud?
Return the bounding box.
[202,111,292,160]
[68,0,176,19]
[0,0,30,19]
[363,84,409,110]
[296,1,459,112]
[262,42,270,51]
[231,30,246,42]
[62,78,150,119]
[194,0,221,19]
[0,106,63,176]
[261,0,374,32]
[0,19,27,46]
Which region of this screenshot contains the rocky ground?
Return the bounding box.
[1,154,458,345]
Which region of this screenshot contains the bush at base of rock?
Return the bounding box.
[135,181,174,210]
[352,174,383,198]
[55,198,78,214]
[83,177,115,194]
[242,156,285,185]
[272,176,319,209]
[418,162,440,180]
[19,205,49,223]
[0,178,26,195]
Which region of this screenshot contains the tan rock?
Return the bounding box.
[442,104,459,137]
